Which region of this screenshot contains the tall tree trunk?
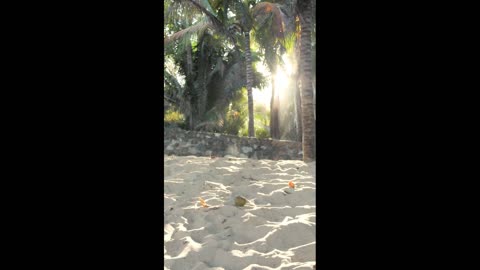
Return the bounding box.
[270,77,275,137]
[299,0,315,162]
[295,81,303,142]
[274,85,281,138]
[195,42,209,129]
[187,96,195,130]
[270,70,280,139]
[294,15,303,142]
[189,112,194,130]
[198,66,208,118]
[312,78,315,158]
[186,41,194,130]
[245,31,255,137]
[313,77,316,121]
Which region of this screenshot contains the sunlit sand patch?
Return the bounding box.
[247,207,314,221]
[215,165,243,173]
[164,155,315,270]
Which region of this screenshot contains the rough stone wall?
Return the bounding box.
[164,128,303,160]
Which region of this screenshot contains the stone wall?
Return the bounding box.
[164,128,302,160]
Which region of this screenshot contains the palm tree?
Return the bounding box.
[245,29,255,137]
[164,0,269,134]
[165,0,252,133]
[250,1,286,139]
[164,0,239,130]
[261,0,309,143]
[231,0,256,137]
[235,0,297,139]
[297,0,315,162]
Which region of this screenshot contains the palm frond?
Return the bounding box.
[165,0,203,28]
[222,62,244,94]
[182,0,223,31]
[206,56,226,86]
[195,105,225,131]
[173,0,239,51]
[164,68,184,94]
[252,2,284,39]
[232,1,254,31]
[164,68,193,119]
[164,20,212,46]
[281,32,296,55]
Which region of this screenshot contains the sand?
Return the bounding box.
[164,155,316,270]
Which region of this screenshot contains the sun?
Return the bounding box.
[253,54,294,110]
[274,68,288,99]
[273,54,293,101]
[253,62,272,108]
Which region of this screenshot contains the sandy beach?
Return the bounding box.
[164,155,316,270]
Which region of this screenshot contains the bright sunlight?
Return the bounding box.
[254,54,294,109]
[253,61,271,108]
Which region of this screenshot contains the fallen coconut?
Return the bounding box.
[234,196,247,207]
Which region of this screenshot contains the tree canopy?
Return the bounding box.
[164,0,316,160]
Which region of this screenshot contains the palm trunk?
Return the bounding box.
[299,0,315,162]
[186,41,194,130]
[196,43,209,125]
[295,81,303,142]
[294,16,303,142]
[188,98,194,130]
[198,67,208,118]
[274,86,281,138]
[270,77,275,137]
[270,72,280,139]
[313,77,316,121]
[312,78,315,158]
[245,31,255,137]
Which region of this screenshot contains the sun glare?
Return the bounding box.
[253,62,272,109]
[274,54,293,100]
[274,68,288,98]
[253,54,294,110]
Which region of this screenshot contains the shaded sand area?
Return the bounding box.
[164,155,316,270]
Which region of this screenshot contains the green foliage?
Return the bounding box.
[223,87,248,135]
[237,91,271,138]
[239,125,249,137]
[239,117,270,138]
[255,127,270,139]
[224,108,246,135]
[164,109,186,126]
[163,0,313,141]
[254,103,270,139]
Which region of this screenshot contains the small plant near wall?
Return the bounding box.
[164,109,185,127]
[255,127,270,139]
